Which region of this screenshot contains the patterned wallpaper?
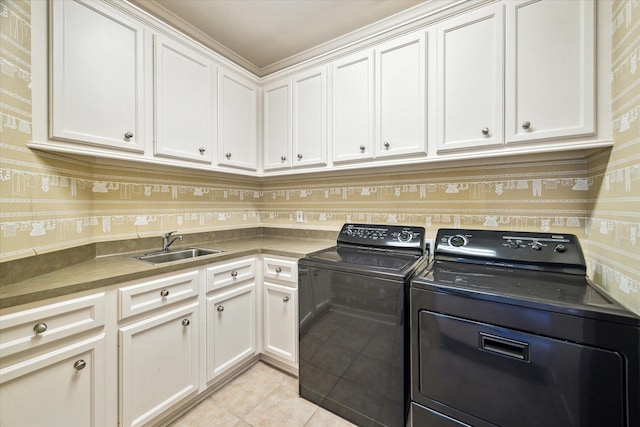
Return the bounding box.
[0,0,638,313]
[586,0,640,314]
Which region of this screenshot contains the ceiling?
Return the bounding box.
[129,0,426,76]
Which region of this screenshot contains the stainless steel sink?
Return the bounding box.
[130,247,222,264]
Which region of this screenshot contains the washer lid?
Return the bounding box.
[313,246,420,269]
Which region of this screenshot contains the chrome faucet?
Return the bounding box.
[162,230,183,252]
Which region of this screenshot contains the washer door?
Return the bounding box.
[417,310,624,427]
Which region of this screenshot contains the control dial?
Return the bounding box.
[554,244,566,253]
[531,241,543,251]
[448,234,468,247]
[398,230,413,242]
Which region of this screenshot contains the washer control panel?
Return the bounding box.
[338,223,426,253]
[435,228,586,272]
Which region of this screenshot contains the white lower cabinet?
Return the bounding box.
[263,282,297,364]
[119,302,199,427]
[0,334,107,427]
[261,256,298,369]
[1,254,300,425]
[0,292,110,427]
[206,283,256,380]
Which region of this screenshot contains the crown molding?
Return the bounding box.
[127,0,488,78]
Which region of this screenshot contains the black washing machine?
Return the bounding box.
[410,229,640,427]
[299,223,428,427]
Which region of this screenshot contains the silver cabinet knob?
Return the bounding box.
[124,132,134,139]
[74,359,87,371]
[283,296,290,303]
[182,319,190,326]
[199,147,206,154]
[360,145,366,152]
[225,153,232,159]
[217,305,224,312]
[160,289,169,297]
[482,128,489,135]
[297,153,303,160]
[275,267,282,273]
[383,141,390,149]
[33,322,48,334]
[230,270,238,277]
[280,156,286,162]
[522,121,531,129]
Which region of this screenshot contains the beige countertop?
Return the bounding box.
[0,236,334,310]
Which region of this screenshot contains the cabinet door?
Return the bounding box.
[50,0,144,152]
[0,334,106,427]
[154,35,214,163]
[263,80,292,170]
[376,31,427,158]
[332,51,375,163]
[292,67,328,168]
[436,4,504,152]
[218,70,258,170]
[119,303,199,427]
[263,283,297,364]
[206,283,256,380]
[505,0,595,143]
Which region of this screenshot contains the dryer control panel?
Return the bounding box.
[434,228,586,274]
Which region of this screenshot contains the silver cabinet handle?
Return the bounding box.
[217,305,224,312]
[383,141,390,149]
[225,152,232,159]
[74,359,87,371]
[281,156,287,161]
[124,132,134,139]
[297,153,303,160]
[275,267,282,273]
[482,128,489,135]
[360,145,366,152]
[230,270,238,277]
[33,322,48,334]
[160,289,169,297]
[522,121,531,129]
[283,296,290,303]
[199,147,206,154]
[182,319,190,326]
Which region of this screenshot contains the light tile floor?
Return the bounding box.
[170,362,356,427]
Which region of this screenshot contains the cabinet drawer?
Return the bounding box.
[0,293,106,358]
[206,257,256,292]
[263,257,297,286]
[119,271,200,320]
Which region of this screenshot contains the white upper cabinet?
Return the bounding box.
[292,66,328,168]
[505,0,595,144]
[217,70,258,170]
[40,0,605,176]
[332,51,375,163]
[154,35,215,163]
[50,0,144,152]
[375,31,427,158]
[263,79,292,170]
[435,3,504,152]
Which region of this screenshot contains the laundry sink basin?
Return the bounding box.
[131,248,222,264]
